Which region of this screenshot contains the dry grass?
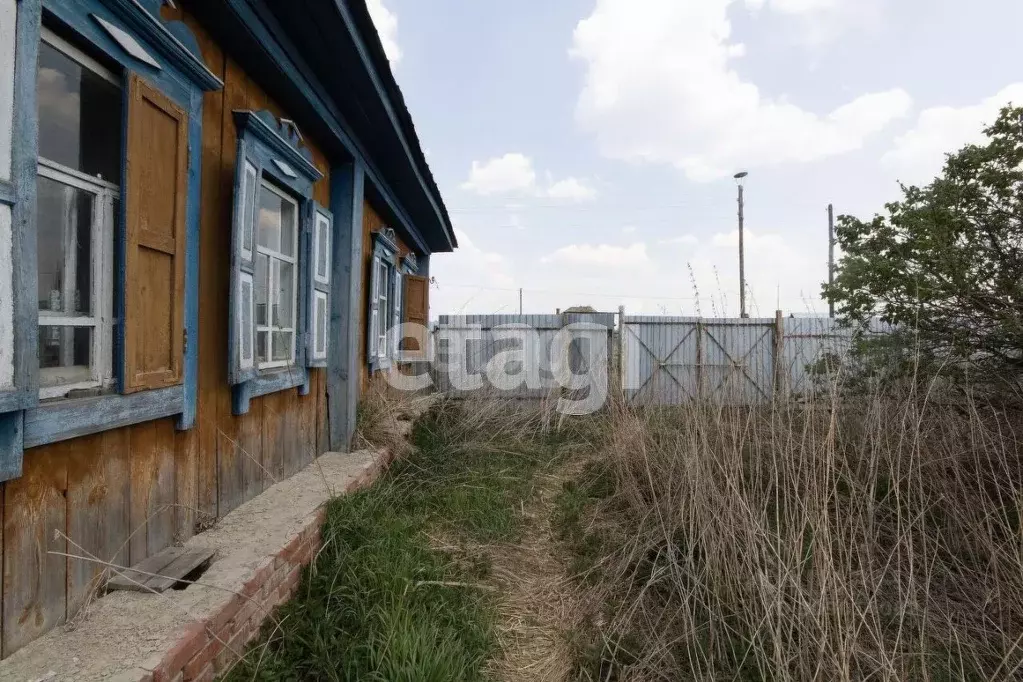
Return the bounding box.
[354,379,433,457]
[485,462,585,682]
[567,386,1023,681]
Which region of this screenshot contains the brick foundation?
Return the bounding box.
[138,453,391,682]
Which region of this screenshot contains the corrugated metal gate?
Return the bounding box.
[432,313,884,405]
[621,316,779,405]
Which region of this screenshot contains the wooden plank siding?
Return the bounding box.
[0,7,330,658]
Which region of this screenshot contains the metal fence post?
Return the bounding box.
[617,306,626,393]
[774,310,785,398]
[696,318,704,400]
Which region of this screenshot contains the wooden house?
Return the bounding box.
[0,0,454,656]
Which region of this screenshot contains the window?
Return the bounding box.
[253,180,298,369]
[373,256,391,359]
[368,227,403,370]
[36,29,121,399]
[227,110,331,413]
[0,0,219,478]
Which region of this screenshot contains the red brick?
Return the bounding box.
[186,662,215,682]
[206,593,244,634]
[214,620,253,673]
[233,595,264,628]
[156,622,208,681]
[267,566,286,589]
[284,565,302,588]
[240,558,274,598]
[183,632,226,680]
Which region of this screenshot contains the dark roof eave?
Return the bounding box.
[333,0,456,252]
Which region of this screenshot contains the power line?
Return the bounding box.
[448,203,737,214]
[434,281,738,302]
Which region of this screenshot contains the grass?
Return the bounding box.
[556,389,1023,681]
[224,396,574,681]
[222,376,1023,681]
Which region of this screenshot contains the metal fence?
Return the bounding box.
[432,313,614,397]
[621,316,778,405]
[620,314,888,404]
[430,312,883,405]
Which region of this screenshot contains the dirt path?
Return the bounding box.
[483,461,583,682]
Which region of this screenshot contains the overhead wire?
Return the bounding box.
[433,281,739,302]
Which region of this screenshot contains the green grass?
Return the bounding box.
[223,401,566,682]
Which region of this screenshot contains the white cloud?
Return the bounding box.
[711,229,787,250]
[751,0,839,13]
[570,0,910,182]
[658,234,699,246]
[882,83,1023,186]
[461,154,598,201]
[366,0,402,65]
[455,229,511,275]
[541,242,650,268]
[430,228,518,315]
[545,177,598,201]
[688,228,821,316]
[461,153,538,196]
[745,0,884,44]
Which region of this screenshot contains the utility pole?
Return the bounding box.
[828,203,835,319]
[518,288,523,315]
[734,171,749,318]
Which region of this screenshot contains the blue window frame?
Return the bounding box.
[228,110,332,416]
[0,0,222,481]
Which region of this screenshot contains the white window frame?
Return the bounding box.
[253,179,299,371]
[42,27,121,88]
[313,211,330,285]
[36,29,119,401]
[392,269,403,352]
[372,257,394,360]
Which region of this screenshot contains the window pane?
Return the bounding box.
[370,309,378,356]
[256,186,281,252]
[254,253,269,326]
[38,325,92,386]
[37,175,94,315]
[316,217,329,279]
[256,330,269,364]
[38,40,121,183]
[240,277,253,363]
[242,162,256,254]
[275,259,294,328]
[272,331,293,362]
[279,197,296,258]
[316,294,327,355]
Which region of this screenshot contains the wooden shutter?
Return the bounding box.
[306,202,331,367]
[123,75,187,392]
[403,275,428,356]
[367,255,381,362]
[228,137,261,385]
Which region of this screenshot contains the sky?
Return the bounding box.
[366,0,1023,318]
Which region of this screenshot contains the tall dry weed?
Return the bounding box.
[582,385,1023,681]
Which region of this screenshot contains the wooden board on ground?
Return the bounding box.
[107,547,215,593]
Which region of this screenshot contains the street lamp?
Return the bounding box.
[734,171,748,318]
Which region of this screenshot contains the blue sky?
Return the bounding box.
[368,0,1023,317]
